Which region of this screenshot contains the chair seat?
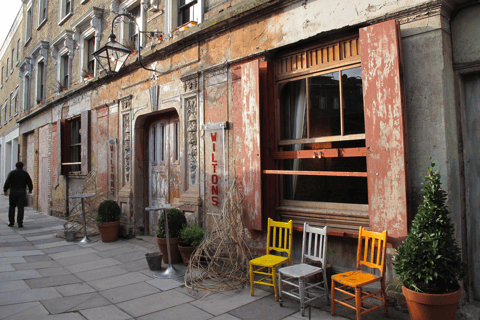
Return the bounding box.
[332,270,381,288]
[250,254,289,268]
[278,263,323,278]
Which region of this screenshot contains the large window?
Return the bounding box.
[278,66,367,205]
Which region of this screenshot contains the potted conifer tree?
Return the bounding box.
[96,200,121,242]
[393,158,465,320]
[156,208,186,264]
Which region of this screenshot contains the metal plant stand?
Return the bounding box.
[146,203,183,279]
[69,193,97,244]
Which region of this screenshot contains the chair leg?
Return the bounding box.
[278,272,283,307]
[382,279,389,317]
[331,279,336,316]
[323,270,329,301]
[250,263,254,296]
[272,267,278,301]
[355,287,362,320]
[299,276,305,316]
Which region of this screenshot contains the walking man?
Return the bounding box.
[4,162,33,228]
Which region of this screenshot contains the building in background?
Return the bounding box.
[0,7,23,189]
[1,0,478,305]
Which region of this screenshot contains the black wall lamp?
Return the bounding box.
[92,13,162,74]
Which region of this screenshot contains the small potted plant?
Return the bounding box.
[96,200,121,242]
[156,208,186,264]
[393,158,466,320]
[178,223,204,266]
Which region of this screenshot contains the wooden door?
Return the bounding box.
[148,113,181,210]
[463,72,480,300]
[38,125,49,214]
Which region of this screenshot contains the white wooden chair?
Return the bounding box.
[278,223,329,316]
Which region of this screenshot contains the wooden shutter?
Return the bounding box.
[259,61,276,224]
[81,110,90,175]
[232,59,262,230]
[360,20,409,243]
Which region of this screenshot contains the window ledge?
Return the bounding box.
[37,19,47,30]
[58,12,73,26]
[24,37,31,46]
[80,0,89,3]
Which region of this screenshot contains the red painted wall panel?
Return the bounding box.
[360,20,409,244]
[232,59,262,230]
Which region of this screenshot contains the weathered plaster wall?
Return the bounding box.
[451,4,480,65]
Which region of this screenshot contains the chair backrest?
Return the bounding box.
[266,218,293,258]
[356,227,388,275]
[301,223,327,267]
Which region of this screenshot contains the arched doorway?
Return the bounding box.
[146,111,181,235]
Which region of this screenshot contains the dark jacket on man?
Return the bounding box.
[4,169,33,195]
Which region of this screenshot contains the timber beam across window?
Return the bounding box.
[263,170,367,177]
[278,134,365,146]
[272,147,366,159]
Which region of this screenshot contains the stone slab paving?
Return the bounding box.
[80,305,134,320]
[0,195,407,320]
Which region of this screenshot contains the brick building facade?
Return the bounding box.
[0,0,479,305]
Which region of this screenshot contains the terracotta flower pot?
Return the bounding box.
[178,245,196,266]
[155,237,180,264]
[402,286,461,320]
[97,221,120,242]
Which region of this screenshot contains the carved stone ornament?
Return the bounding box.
[123,112,131,184]
[186,98,197,185]
[119,95,133,112]
[180,72,199,93]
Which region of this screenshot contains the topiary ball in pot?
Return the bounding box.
[96,200,121,242]
[96,199,121,223]
[156,208,187,239]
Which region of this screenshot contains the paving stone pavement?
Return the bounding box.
[0,195,411,320]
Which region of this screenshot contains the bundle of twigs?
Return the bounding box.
[185,178,252,295]
[57,171,106,238]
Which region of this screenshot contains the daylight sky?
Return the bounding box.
[0,3,22,52]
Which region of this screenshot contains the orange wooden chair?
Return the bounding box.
[331,227,388,320]
[250,218,293,301]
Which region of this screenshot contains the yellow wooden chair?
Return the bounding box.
[331,227,388,320]
[250,218,293,301]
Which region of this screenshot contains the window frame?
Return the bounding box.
[58,0,73,25]
[12,87,19,116]
[6,58,9,81]
[165,0,203,36]
[25,5,33,45]
[11,49,14,73]
[38,0,49,28]
[9,92,13,120]
[36,59,46,104]
[3,100,7,125]
[60,110,90,175]
[61,54,70,90]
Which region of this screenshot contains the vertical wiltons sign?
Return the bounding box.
[204,122,228,214]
